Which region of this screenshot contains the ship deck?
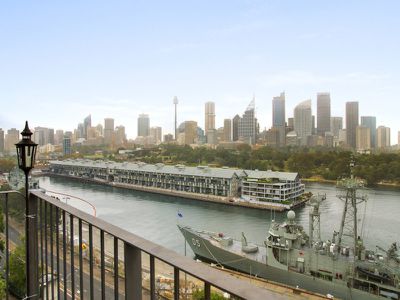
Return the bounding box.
[194,229,268,264]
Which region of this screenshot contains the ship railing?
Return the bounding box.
[0,189,283,300]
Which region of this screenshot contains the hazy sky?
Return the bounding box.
[1,1,399,143]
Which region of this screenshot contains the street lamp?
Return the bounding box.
[15,121,38,298]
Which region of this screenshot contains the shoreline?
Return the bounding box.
[38,173,309,212]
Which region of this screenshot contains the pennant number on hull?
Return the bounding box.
[192,238,201,248]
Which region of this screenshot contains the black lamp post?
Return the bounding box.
[15,121,38,298]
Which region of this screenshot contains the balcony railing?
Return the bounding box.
[0,189,284,300]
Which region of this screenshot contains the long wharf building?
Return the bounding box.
[48,160,305,204]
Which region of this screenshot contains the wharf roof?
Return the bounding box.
[243,170,299,181]
[50,159,240,179]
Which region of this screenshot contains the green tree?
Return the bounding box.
[9,240,26,298]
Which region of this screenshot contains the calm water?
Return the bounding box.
[38,176,400,256]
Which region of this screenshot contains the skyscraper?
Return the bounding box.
[272,92,285,127]
[346,102,359,149]
[138,114,150,137]
[330,117,343,138]
[232,115,240,141]
[223,119,232,142]
[0,128,4,153]
[104,118,115,145]
[272,92,286,146]
[63,135,72,156]
[317,93,331,136]
[205,101,216,145]
[294,100,312,145]
[356,126,371,151]
[205,102,215,135]
[150,126,162,144]
[376,126,391,149]
[361,116,376,148]
[83,114,91,139]
[238,98,257,145]
[115,126,127,145]
[5,128,19,153]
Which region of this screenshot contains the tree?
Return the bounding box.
[9,241,26,298]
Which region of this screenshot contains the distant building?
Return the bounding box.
[398,131,400,146]
[164,133,174,143]
[34,127,54,146]
[232,114,240,141]
[205,102,215,139]
[83,114,91,139]
[115,126,127,146]
[361,116,376,148]
[138,114,150,137]
[104,118,115,145]
[287,118,294,132]
[178,121,198,145]
[206,128,217,145]
[294,100,312,146]
[223,119,232,142]
[286,131,299,146]
[63,136,72,156]
[356,126,371,151]
[96,124,103,136]
[317,93,331,136]
[330,117,343,138]
[272,92,286,146]
[5,128,19,153]
[55,130,64,145]
[150,127,162,144]
[238,98,257,145]
[346,101,359,149]
[0,128,4,153]
[376,126,391,149]
[265,127,280,147]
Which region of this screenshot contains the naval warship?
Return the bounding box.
[178,163,400,299]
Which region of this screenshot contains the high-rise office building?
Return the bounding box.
[361,116,376,148]
[272,92,286,146]
[317,93,331,136]
[346,102,359,149]
[330,117,343,138]
[55,130,64,145]
[138,114,150,137]
[272,92,285,127]
[115,126,127,145]
[63,136,72,156]
[376,126,391,149]
[150,126,162,144]
[232,115,240,141]
[83,115,91,139]
[205,102,215,135]
[356,126,371,151]
[398,131,400,146]
[238,99,257,145]
[173,96,178,140]
[34,127,54,145]
[104,118,115,145]
[0,129,4,153]
[294,100,312,145]
[177,121,197,145]
[5,128,19,153]
[223,119,232,142]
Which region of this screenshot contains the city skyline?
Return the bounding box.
[0,1,399,142]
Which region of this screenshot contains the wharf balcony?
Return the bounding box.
[0,189,285,300]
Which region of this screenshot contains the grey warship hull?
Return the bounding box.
[179,225,386,300]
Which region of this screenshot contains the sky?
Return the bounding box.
[1,1,399,143]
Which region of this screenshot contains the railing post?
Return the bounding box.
[124,243,142,300]
[27,192,39,299]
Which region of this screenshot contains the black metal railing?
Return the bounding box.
[0,190,285,300]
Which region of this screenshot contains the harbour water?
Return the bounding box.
[38,176,400,256]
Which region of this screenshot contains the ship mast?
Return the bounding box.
[336,158,367,257]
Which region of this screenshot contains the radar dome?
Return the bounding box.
[287,210,296,221]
